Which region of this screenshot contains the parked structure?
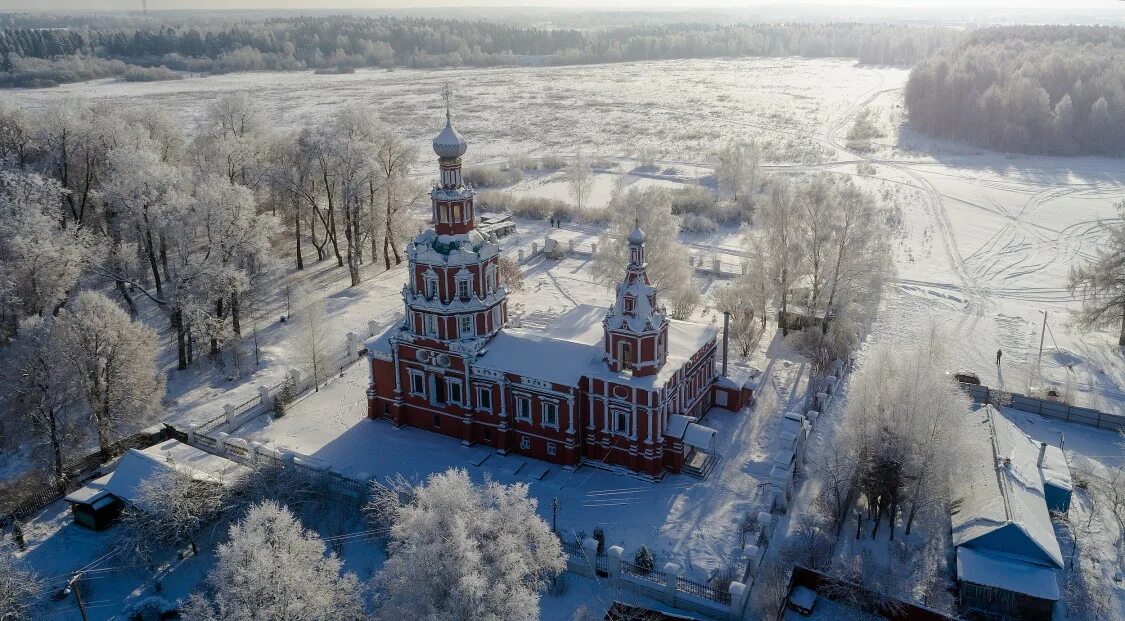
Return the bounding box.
[952,406,1070,621]
[782,565,957,620]
[365,111,754,477]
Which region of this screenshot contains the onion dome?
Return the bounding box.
[432,116,468,159]
[628,225,647,245]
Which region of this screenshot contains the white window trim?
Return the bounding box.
[541,402,559,430]
[486,265,497,294]
[457,278,472,301]
[515,396,532,422]
[520,435,531,450]
[459,315,475,338]
[408,369,426,397]
[446,378,463,405]
[611,409,630,436]
[475,385,493,413]
[547,442,557,456]
[424,314,439,337]
[424,274,438,300]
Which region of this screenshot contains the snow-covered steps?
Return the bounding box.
[466,447,492,466]
[498,457,527,476]
[523,462,550,481]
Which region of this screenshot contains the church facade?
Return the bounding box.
[365,112,739,478]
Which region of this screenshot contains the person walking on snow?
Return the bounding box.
[996,349,1002,366]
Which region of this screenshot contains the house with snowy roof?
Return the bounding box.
[952,406,1072,621]
[365,110,750,478]
[63,439,248,530]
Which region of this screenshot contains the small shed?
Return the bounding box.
[63,440,247,531]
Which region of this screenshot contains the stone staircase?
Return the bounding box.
[681,450,719,479]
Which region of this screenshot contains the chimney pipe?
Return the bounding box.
[722,311,730,377]
[1038,442,1047,468]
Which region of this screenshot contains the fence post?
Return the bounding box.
[728,581,748,620]
[825,376,837,395]
[223,403,235,426]
[368,320,378,337]
[531,242,538,255]
[713,259,721,274]
[289,369,301,392]
[186,424,197,444]
[345,332,358,358]
[249,441,262,464]
[258,385,272,412]
[591,242,597,255]
[607,546,623,581]
[663,562,680,605]
[582,538,599,576]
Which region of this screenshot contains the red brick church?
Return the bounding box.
[366,110,748,477]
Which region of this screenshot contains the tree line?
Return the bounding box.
[905,25,1125,156]
[0,15,961,87]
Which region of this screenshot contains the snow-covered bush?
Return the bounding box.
[123,66,182,82]
[0,541,41,621]
[681,213,718,234]
[856,161,877,176]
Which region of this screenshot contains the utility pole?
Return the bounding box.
[551,496,559,533]
[722,311,730,377]
[1037,310,1048,379]
[65,574,89,621]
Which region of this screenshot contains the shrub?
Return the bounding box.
[681,213,718,234]
[122,65,182,82]
[634,545,655,573]
[592,526,606,553]
[463,165,523,188]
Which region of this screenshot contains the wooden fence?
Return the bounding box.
[963,384,1125,432]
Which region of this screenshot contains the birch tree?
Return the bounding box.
[375,469,566,621]
[56,290,164,458]
[182,501,364,621]
[566,149,593,212]
[714,140,760,204]
[749,180,805,335]
[370,127,420,271]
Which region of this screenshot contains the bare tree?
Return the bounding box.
[118,468,230,564]
[296,289,332,391]
[714,140,760,204]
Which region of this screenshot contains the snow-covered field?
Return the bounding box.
[11,56,1122,409]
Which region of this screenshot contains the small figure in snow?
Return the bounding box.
[996,349,1002,366]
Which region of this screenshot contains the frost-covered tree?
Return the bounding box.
[0,99,33,167]
[593,187,697,319]
[1070,201,1125,346]
[296,289,331,391]
[193,92,270,188]
[375,468,566,621]
[1,316,79,485]
[565,149,593,212]
[56,290,163,458]
[714,140,760,204]
[34,99,125,226]
[748,179,804,335]
[0,541,41,621]
[0,169,102,327]
[182,500,364,621]
[118,468,231,564]
[369,124,420,271]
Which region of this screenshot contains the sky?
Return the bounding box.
[4,0,1121,12]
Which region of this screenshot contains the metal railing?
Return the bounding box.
[676,575,732,605]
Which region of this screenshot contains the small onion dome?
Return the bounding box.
[432,117,468,159]
[628,225,647,245]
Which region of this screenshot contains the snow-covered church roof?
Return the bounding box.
[952,406,1063,569]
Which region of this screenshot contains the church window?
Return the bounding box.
[623,295,635,315]
[492,306,502,328]
[452,203,462,222]
[458,278,471,301]
[446,378,463,405]
[459,315,474,337]
[547,442,557,456]
[409,370,426,397]
[515,396,532,422]
[424,314,438,337]
[520,435,531,450]
[424,276,437,300]
[486,266,497,293]
[542,402,559,429]
[476,386,492,412]
[611,409,631,436]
